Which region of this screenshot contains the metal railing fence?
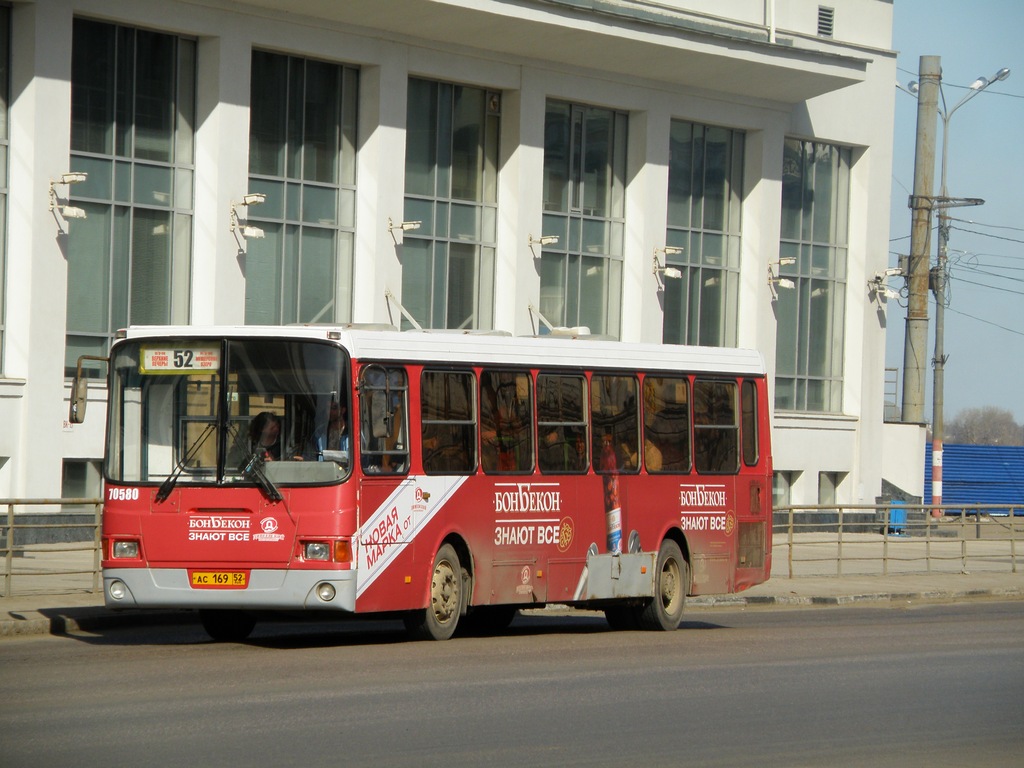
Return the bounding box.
[775,503,1022,579]
[2,500,1021,596]
[1,499,102,597]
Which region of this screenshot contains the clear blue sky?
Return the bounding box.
[887,0,1024,422]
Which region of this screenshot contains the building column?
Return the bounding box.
[4,2,76,498]
[352,49,408,326]
[623,104,671,344]
[193,31,254,325]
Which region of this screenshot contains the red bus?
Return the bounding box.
[77,325,772,641]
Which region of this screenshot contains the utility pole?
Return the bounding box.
[901,56,940,424]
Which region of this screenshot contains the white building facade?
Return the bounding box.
[1,0,899,507]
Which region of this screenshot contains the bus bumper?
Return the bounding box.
[103,568,357,612]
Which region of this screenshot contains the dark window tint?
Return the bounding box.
[591,374,638,474]
[642,376,691,473]
[421,370,476,474]
[480,370,533,474]
[537,373,588,473]
[693,379,739,473]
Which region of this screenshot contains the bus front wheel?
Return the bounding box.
[636,540,688,631]
[404,543,462,641]
[199,609,257,642]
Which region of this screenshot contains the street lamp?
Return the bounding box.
[899,66,1010,516]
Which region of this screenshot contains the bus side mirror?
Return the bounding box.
[69,354,108,424]
[69,376,88,424]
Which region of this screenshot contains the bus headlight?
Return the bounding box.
[316,582,336,602]
[112,540,139,559]
[303,542,331,561]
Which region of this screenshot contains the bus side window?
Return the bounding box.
[741,379,759,467]
[591,374,639,474]
[642,376,691,473]
[480,370,534,474]
[537,373,588,474]
[421,370,476,475]
[693,379,739,474]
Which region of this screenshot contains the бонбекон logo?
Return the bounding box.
[493,482,562,513]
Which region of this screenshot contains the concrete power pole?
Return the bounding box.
[901,56,940,424]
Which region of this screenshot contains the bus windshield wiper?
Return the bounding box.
[155,423,216,503]
[242,451,284,502]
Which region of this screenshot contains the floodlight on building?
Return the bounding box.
[767,256,796,299]
[529,234,559,247]
[49,172,90,226]
[230,193,267,241]
[387,217,421,244]
[388,218,421,232]
[527,234,559,259]
[652,247,683,281]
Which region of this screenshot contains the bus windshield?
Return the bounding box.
[106,338,351,488]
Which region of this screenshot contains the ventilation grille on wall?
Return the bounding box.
[818,6,835,37]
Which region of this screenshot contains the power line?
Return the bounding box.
[954,275,1024,297]
[946,305,1024,338]
[955,265,1024,284]
[951,224,1024,245]
[947,216,1024,234]
[958,262,1024,274]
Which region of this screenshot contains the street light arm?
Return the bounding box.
[946,67,1011,119]
[939,68,1010,196]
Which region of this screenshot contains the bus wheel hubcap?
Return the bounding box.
[661,559,680,611]
[431,560,458,623]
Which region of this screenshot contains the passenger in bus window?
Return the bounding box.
[540,426,587,473]
[306,400,349,465]
[480,372,531,473]
[249,411,283,461]
[624,437,663,472]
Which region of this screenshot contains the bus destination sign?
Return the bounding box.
[140,345,221,374]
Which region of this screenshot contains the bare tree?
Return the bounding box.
[945,406,1024,446]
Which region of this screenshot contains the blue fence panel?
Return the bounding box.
[924,444,1024,515]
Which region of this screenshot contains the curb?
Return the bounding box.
[689,587,1024,608]
[1,608,195,639]
[5,587,1024,640]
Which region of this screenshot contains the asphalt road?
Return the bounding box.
[2,602,1023,767]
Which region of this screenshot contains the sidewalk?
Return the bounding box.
[3,537,1024,638]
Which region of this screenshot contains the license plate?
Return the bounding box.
[190,571,249,588]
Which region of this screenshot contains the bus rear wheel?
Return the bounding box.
[636,540,688,631]
[404,543,462,641]
[199,609,257,642]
